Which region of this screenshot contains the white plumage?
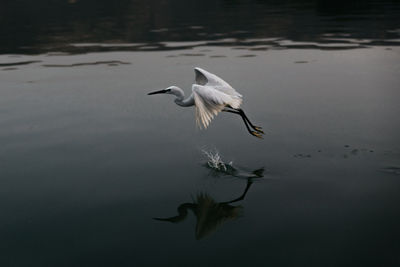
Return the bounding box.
[192,68,242,128]
[148,67,263,138]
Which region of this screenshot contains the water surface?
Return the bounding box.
[1,1,400,266]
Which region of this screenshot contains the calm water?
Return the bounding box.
[1,1,400,266]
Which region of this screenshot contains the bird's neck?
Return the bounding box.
[173,88,194,107]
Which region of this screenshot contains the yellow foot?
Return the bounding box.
[251,131,263,139]
[253,126,264,134]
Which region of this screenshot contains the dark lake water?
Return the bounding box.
[1,1,400,266]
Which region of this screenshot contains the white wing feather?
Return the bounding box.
[192,84,242,129]
[194,67,243,98]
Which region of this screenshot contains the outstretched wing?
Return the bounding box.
[192,84,242,129]
[194,67,242,98]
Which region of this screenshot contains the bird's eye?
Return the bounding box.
[166,89,171,92]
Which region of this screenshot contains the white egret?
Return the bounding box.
[148,67,264,138]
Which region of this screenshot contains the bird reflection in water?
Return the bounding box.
[154,155,264,240]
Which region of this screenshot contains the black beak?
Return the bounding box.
[148,89,167,95]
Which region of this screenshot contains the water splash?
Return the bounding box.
[202,149,232,172]
[201,149,265,179]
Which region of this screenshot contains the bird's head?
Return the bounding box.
[147,86,180,96]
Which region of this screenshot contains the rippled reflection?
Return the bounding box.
[1,0,399,54]
[154,161,264,240]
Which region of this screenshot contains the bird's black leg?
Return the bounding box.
[225,107,264,134]
[223,109,263,138]
[236,108,264,134]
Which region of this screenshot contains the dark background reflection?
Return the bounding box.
[1,0,399,54]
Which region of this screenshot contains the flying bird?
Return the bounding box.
[148,67,264,138]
